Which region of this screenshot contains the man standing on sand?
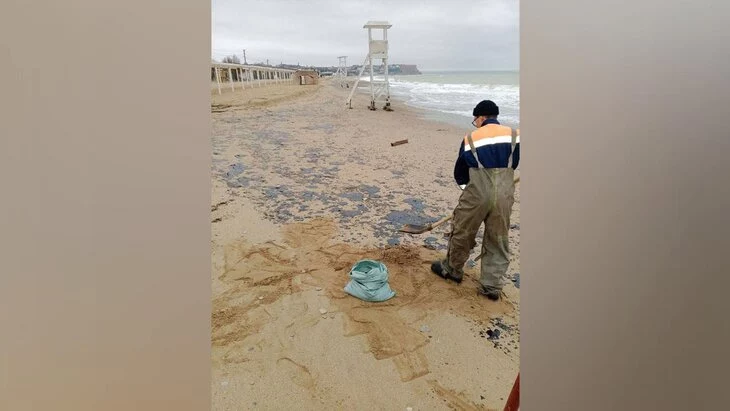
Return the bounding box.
[430,100,520,301]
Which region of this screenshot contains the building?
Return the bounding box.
[293,70,319,85]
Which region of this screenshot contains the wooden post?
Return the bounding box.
[503,373,520,411]
[368,28,375,108]
[228,68,234,91]
[215,67,221,95]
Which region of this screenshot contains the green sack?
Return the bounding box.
[344,259,396,302]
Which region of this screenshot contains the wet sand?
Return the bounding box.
[211,78,521,410]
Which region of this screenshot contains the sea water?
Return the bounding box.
[362,70,520,129]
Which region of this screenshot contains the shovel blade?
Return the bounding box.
[399,223,431,234]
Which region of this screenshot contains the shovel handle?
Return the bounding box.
[429,215,453,229]
[435,177,519,229]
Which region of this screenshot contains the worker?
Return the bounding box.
[430,100,520,301]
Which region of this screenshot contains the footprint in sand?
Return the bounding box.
[276,357,315,390]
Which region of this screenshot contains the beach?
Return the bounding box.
[210,79,521,410]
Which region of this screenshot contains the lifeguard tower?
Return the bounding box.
[346,21,393,111]
[335,56,348,87]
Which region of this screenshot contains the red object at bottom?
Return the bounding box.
[503,373,520,411]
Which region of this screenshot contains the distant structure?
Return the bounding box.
[293,70,319,85]
[210,61,295,94]
[347,21,393,111]
[335,56,348,87]
[394,64,421,75]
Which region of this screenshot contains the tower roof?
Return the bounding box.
[363,21,392,29]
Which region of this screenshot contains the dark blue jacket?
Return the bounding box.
[454,118,520,186]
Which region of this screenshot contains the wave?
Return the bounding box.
[357,76,519,126]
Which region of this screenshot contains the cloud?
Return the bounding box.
[212,0,519,70]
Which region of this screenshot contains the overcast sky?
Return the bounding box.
[212,0,519,71]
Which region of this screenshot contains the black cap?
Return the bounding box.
[472,100,499,117]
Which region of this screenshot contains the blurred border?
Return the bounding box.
[521,0,730,409]
[1,1,211,410]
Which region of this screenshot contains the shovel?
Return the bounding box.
[398,176,520,235]
[399,214,453,235]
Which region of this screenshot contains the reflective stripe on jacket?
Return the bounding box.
[453,119,520,186]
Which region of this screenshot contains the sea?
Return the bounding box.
[361,70,520,129]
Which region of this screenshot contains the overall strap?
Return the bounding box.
[466,132,484,169]
[507,128,518,169]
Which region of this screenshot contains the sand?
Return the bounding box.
[211,79,521,410]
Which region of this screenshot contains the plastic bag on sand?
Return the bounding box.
[344,259,396,302]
